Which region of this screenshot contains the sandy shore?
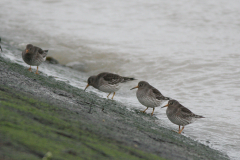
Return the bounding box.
[0,43,229,160]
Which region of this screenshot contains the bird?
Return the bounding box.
[84,72,135,99]
[131,81,170,116]
[162,99,204,134]
[22,44,48,74]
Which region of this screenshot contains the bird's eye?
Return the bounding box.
[170,101,173,105]
[139,84,142,87]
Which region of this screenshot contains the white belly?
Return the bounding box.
[137,95,162,108]
[98,84,121,93]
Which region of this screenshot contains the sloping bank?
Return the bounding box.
[0,45,229,160]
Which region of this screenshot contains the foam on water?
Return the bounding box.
[1,0,240,159]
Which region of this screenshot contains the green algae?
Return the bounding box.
[0,86,164,160]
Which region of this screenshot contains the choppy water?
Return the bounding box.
[1,0,240,159]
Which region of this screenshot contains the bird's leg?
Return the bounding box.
[111,92,116,99]
[151,108,155,116]
[107,93,112,98]
[28,66,32,72]
[35,66,39,74]
[178,126,184,134]
[141,107,148,113]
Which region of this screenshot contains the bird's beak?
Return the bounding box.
[84,84,89,91]
[26,49,29,53]
[161,104,168,108]
[130,85,138,90]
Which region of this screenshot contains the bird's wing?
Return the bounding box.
[178,105,204,120]
[100,73,124,85]
[177,105,195,117]
[151,87,170,100]
[37,47,48,58]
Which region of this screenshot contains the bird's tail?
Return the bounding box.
[164,97,172,100]
[195,115,205,118]
[123,77,136,82]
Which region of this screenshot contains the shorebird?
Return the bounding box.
[22,44,48,74]
[131,81,170,116]
[84,72,135,99]
[162,99,204,134]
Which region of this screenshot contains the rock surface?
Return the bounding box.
[0,44,229,160]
